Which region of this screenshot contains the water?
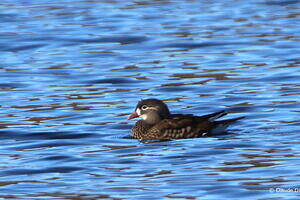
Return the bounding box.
[1,0,300,199]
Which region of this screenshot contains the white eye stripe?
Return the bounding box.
[137,106,158,113]
[141,105,148,110]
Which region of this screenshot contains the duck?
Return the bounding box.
[127,98,243,140]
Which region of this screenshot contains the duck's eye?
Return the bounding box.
[141,105,148,110]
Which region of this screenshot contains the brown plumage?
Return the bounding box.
[127,99,244,141]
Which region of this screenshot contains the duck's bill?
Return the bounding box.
[127,112,139,120]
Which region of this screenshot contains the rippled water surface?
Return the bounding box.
[1,0,300,199]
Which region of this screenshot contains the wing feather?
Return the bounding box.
[148,115,203,139]
[146,111,242,139]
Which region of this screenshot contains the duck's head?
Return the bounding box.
[127,98,170,124]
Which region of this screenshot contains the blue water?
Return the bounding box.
[1,0,300,199]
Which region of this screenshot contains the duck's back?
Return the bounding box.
[147,114,211,139]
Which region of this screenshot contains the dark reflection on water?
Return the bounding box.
[1,0,300,199]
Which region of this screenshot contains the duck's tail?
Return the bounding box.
[217,116,245,125]
[200,110,228,121]
[210,116,244,135]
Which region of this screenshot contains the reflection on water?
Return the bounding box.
[1,0,300,199]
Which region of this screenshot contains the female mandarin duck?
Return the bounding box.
[128,99,243,140]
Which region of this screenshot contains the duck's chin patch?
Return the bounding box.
[140,114,148,120]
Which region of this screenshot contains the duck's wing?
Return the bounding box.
[147,114,208,139]
[147,112,243,139]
